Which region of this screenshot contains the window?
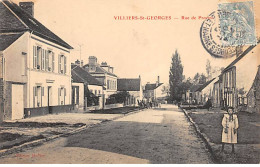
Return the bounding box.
[98,90,101,95]
[95,90,97,95]
[58,87,66,105]
[33,86,44,107]
[46,50,55,72]
[58,55,66,74]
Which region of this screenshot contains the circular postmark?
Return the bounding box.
[200,10,243,59]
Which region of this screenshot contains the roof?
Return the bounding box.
[0,32,23,51]
[189,84,203,92]
[145,83,163,91]
[223,43,258,73]
[117,78,141,91]
[248,66,260,96]
[83,64,117,77]
[71,64,103,86]
[0,1,73,49]
[196,78,215,92]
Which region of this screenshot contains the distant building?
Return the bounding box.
[183,84,202,104]
[144,76,164,102]
[117,76,143,106]
[71,64,104,110]
[0,1,73,121]
[83,56,117,100]
[195,78,216,105]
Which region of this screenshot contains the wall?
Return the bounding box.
[236,47,260,95]
[72,82,84,109]
[201,79,216,105]
[3,33,28,84]
[88,84,103,96]
[27,34,72,109]
[24,105,73,118]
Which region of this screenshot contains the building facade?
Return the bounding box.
[71,64,104,110]
[0,1,73,120]
[117,76,143,106]
[83,56,117,99]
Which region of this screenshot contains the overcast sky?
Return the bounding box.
[14,0,259,84]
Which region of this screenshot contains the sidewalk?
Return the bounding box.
[184,108,260,164]
[0,106,140,156]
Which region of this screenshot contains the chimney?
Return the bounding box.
[19,2,34,17]
[75,59,80,66]
[88,56,97,72]
[89,56,97,65]
[157,76,160,84]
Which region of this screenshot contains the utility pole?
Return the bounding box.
[78,44,84,62]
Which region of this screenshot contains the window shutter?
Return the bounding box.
[52,53,55,72]
[41,49,45,70]
[45,50,49,71]
[33,46,37,69]
[64,56,67,74]
[42,87,44,96]
[58,88,61,105]
[37,47,40,69]
[58,55,61,73]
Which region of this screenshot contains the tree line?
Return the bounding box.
[168,49,221,103]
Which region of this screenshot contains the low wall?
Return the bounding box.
[24,107,49,118]
[24,105,73,118]
[51,105,73,114]
[104,103,123,109]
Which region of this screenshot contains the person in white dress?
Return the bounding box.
[221,107,239,153]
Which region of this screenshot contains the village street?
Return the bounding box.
[0,105,213,164]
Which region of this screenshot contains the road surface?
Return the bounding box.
[0,105,213,164]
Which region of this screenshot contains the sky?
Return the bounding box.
[14,0,260,84]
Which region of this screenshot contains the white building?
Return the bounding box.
[0,1,73,120]
[71,64,104,110]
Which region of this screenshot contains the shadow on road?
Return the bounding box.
[64,109,212,164]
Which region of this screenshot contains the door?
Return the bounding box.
[47,86,52,106]
[12,84,24,120]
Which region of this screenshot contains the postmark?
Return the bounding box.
[200,1,257,59]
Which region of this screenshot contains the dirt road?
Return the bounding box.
[0,105,213,164]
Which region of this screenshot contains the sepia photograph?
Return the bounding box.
[0,0,259,164]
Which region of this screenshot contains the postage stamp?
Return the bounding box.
[200,1,257,59]
[218,1,257,46]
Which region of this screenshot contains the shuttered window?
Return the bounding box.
[33,86,43,108]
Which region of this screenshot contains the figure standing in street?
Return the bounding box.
[221,107,239,154]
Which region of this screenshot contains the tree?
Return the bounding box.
[169,50,184,102]
[192,73,206,85]
[193,73,200,84]
[199,73,207,84]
